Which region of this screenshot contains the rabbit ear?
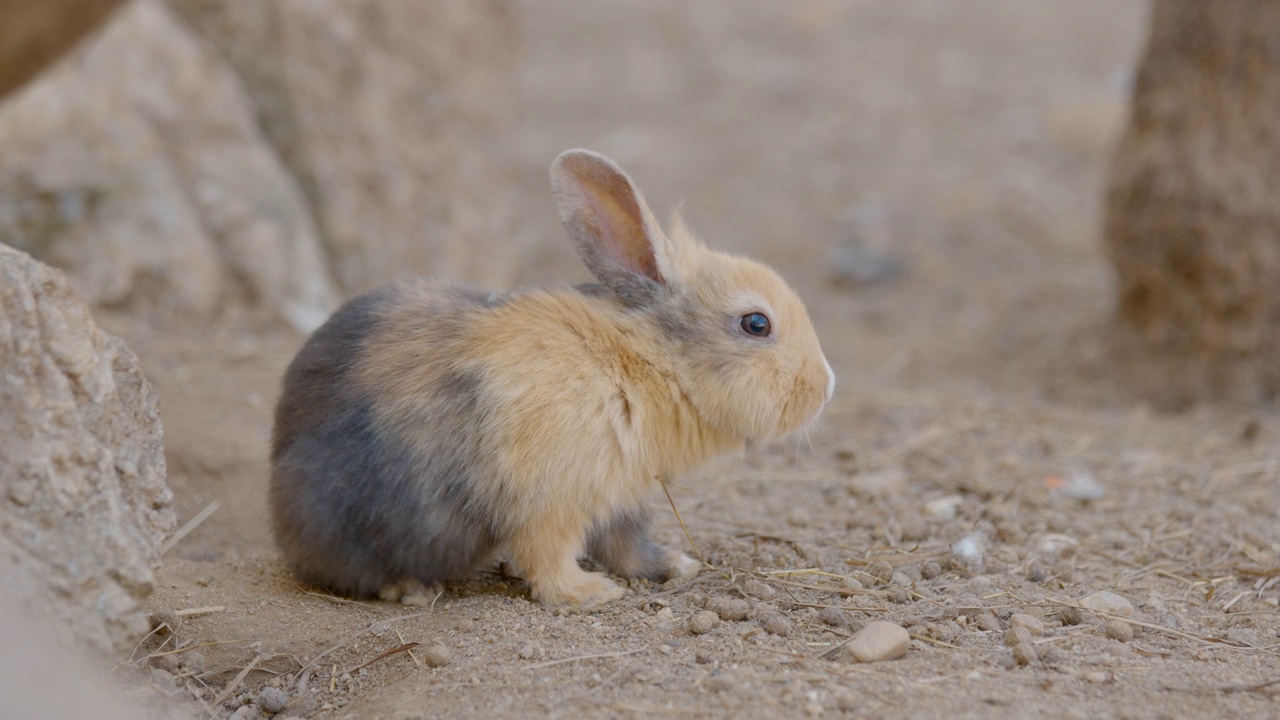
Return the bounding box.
[551,150,675,305]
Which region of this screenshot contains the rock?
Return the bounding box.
[0,0,339,332]
[0,245,174,658]
[1035,533,1080,560]
[1104,620,1134,642]
[817,607,848,627]
[256,687,290,715]
[924,495,964,520]
[846,468,907,499]
[421,643,451,668]
[0,0,125,100]
[688,610,720,635]
[1003,627,1033,648]
[949,532,986,573]
[1008,613,1045,636]
[844,621,910,663]
[704,597,749,622]
[758,612,793,637]
[1079,591,1134,617]
[1012,643,1037,666]
[1058,607,1085,626]
[898,513,927,542]
[921,561,944,579]
[168,0,524,296]
[868,560,894,585]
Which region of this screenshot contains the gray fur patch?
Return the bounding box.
[270,286,502,597]
[586,507,672,581]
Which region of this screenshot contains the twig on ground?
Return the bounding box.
[161,501,220,555]
[526,649,643,670]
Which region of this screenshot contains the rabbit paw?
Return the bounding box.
[668,552,702,579]
[532,569,625,610]
[378,578,440,606]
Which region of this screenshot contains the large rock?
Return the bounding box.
[0,0,125,100]
[0,243,175,658]
[0,0,338,331]
[169,0,521,293]
[1105,1,1280,408]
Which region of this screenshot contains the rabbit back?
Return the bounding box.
[270,284,505,596]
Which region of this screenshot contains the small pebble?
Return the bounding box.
[256,687,290,715]
[949,533,985,573]
[1080,591,1134,617]
[1036,533,1080,560]
[1003,627,1033,648]
[655,607,675,622]
[741,580,776,599]
[694,650,712,665]
[889,572,912,588]
[924,495,964,520]
[1054,471,1104,502]
[182,651,207,674]
[688,610,721,635]
[1104,620,1134,642]
[845,621,910,663]
[518,644,543,660]
[150,652,180,673]
[1059,607,1084,626]
[421,643,452,667]
[151,607,180,633]
[1027,566,1050,583]
[899,514,927,542]
[817,607,848,627]
[1012,643,1037,666]
[1008,613,1045,636]
[149,667,177,689]
[229,706,261,720]
[846,468,908,499]
[705,597,750,622]
[921,561,943,579]
[758,612,793,637]
[868,561,894,584]
[974,611,1002,633]
[842,576,864,590]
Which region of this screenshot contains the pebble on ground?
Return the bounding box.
[844,621,910,663]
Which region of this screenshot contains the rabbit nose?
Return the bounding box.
[822,357,835,403]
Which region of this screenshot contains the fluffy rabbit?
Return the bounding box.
[270,150,834,609]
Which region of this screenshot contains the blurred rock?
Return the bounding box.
[828,203,903,287]
[0,0,338,331]
[0,0,125,100]
[0,244,175,658]
[169,0,520,294]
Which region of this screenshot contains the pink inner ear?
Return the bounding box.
[582,182,663,283]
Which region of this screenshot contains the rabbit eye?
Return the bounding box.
[739,312,771,337]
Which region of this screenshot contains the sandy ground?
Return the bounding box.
[103,2,1280,718]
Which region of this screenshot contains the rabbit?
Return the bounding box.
[269,149,835,609]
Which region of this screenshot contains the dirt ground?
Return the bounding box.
[104,2,1280,718]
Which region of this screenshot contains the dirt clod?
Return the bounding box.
[868,561,895,584]
[688,610,720,635]
[1080,591,1134,617]
[421,644,452,668]
[256,687,290,715]
[758,612,793,637]
[1008,613,1045,636]
[818,606,848,627]
[1004,627,1033,648]
[1105,620,1134,642]
[1012,643,1038,666]
[705,597,749,622]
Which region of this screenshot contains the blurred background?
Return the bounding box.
[7,3,1280,717]
[0,0,1150,554]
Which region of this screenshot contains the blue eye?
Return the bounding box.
[740,312,771,337]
